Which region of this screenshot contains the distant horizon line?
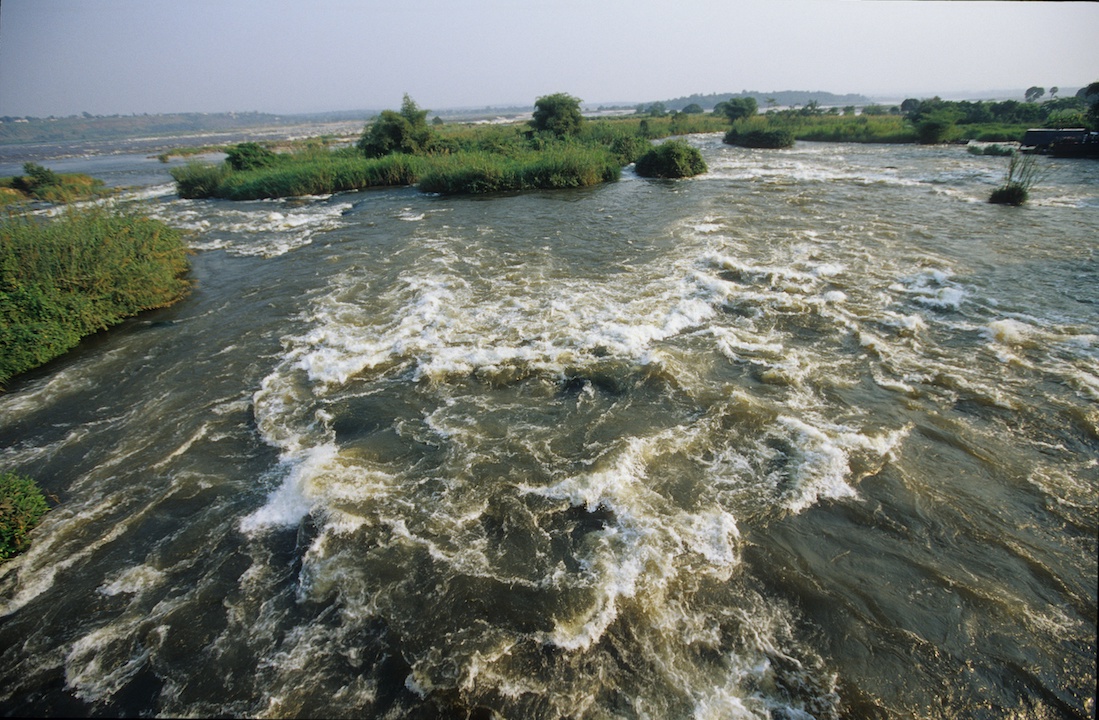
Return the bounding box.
[2,85,1085,121]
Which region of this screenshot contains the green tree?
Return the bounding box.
[357,94,434,158]
[12,162,60,194]
[530,93,584,137]
[1082,81,1099,129]
[681,103,704,114]
[399,93,429,127]
[1025,86,1045,103]
[721,97,758,123]
[915,112,957,144]
[644,102,668,117]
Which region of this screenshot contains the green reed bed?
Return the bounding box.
[213,154,426,200]
[174,154,426,201]
[0,206,191,384]
[417,146,621,195]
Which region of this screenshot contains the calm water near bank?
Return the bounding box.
[1,137,1096,718]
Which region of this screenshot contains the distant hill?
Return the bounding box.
[655,90,872,111]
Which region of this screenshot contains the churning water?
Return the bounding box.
[1,137,1096,719]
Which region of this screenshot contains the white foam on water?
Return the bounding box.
[150,198,352,257]
[97,564,167,597]
[894,268,968,311]
[238,442,339,533]
[518,427,744,651]
[65,625,155,701]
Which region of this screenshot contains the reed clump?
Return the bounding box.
[989,152,1041,206]
[0,206,191,384]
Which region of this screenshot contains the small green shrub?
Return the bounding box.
[634,139,708,178]
[989,184,1028,206]
[916,115,957,144]
[1,471,49,560]
[358,95,436,158]
[225,142,280,171]
[608,135,653,165]
[1,163,107,204]
[724,128,795,149]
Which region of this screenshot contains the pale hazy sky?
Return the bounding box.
[1,0,1096,117]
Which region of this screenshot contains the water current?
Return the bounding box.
[1,137,1096,718]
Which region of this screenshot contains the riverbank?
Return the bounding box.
[0,206,191,385]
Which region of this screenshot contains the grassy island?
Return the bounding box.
[171,94,725,200]
[0,206,191,385]
[1,163,110,207]
[169,90,1094,201]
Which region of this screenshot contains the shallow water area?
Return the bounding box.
[1,136,1096,719]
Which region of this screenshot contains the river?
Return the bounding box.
[1,137,1096,718]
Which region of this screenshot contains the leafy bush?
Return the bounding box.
[0,471,48,560]
[1,163,107,204]
[718,97,758,123]
[988,185,1028,206]
[11,163,60,193]
[0,206,191,383]
[358,95,435,158]
[916,114,958,144]
[634,139,708,178]
[724,128,795,149]
[225,142,280,171]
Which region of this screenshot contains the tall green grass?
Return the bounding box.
[418,146,621,195]
[212,154,426,200]
[1,206,191,384]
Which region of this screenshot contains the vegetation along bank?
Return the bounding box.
[168,87,1098,202]
[0,206,192,386]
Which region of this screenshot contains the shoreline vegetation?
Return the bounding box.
[0,206,192,386]
[166,90,1093,201]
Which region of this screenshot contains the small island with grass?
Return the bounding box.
[170,93,716,200]
[1,162,109,207]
